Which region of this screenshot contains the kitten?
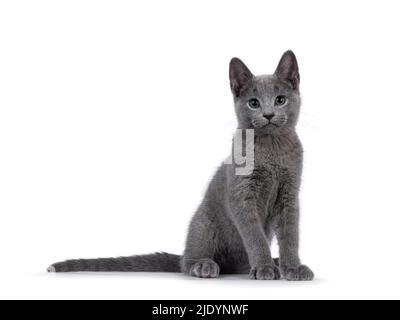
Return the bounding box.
[48,51,314,281]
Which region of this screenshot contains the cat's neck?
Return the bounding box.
[254,128,302,156]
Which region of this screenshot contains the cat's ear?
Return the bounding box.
[274,50,300,90]
[229,57,254,97]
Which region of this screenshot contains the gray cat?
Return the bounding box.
[48,50,314,281]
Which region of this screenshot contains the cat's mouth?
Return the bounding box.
[252,117,288,130]
[251,119,286,131]
[263,123,278,128]
[252,119,270,129]
[253,122,279,129]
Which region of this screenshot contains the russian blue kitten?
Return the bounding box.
[49,51,314,281]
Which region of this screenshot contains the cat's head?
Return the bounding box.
[229,51,301,135]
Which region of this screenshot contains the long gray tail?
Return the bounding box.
[47,252,182,273]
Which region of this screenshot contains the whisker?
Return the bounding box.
[298,120,321,134]
[300,112,320,122]
[301,112,320,120]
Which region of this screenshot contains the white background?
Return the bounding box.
[1,0,399,300]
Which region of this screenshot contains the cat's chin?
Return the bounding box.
[253,124,281,135]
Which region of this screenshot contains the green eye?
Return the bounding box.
[275,95,287,106]
[248,98,260,109]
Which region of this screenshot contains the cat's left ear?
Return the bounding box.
[274,50,300,90]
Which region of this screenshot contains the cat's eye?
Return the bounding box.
[247,98,261,110]
[275,95,287,106]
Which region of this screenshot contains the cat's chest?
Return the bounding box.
[253,134,303,171]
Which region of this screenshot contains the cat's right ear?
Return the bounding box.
[229,58,254,97]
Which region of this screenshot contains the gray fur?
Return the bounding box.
[49,252,181,273]
[49,51,313,281]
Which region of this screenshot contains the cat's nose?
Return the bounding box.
[263,113,275,121]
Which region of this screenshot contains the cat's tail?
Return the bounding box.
[47,252,182,273]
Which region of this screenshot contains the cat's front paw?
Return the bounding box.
[249,264,280,280]
[281,264,314,281]
[189,259,220,279]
